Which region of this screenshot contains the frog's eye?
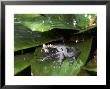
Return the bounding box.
[44,49,49,53]
[61,48,63,51]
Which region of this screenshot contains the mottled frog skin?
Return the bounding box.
[39,44,80,65]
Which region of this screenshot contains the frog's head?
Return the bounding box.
[41,44,57,53]
[41,44,49,53]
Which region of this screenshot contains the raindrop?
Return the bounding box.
[73,19,77,26]
[88,15,92,19]
[42,20,45,23]
[75,40,79,43]
[67,23,69,25]
[73,22,77,26]
[84,14,87,17]
[31,72,34,76]
[50,21,52,23]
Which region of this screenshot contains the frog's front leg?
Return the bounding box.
[68,56,76,64]
[55,52,64,67]
[41,55,51,62]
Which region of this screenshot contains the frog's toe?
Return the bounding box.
[53,61,62,68]
[69,60,74,64]
[69,57,76,64]
[72,56,76,60]
[57,60,63,66]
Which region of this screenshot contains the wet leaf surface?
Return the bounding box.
[14,52,34,75]
[77,69,90,76]
[15,14,96,33]
[31,38,92,76]
[82,50,97,72]
[14,14,97,76]
[14,23,62,51]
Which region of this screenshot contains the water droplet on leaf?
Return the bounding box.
[88,15,92,19]
[85,14,87,17]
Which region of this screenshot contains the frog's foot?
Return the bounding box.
[54,62,62,68]
[68,56,76,64]
[53,57,63,68]
[39,55,52,62]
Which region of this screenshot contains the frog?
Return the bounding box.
[38,44,81,66]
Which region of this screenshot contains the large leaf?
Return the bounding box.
[31,38,92,76]
[14,52,34,75]
[74,14,97,34]
[82,60,97,72]
[15,14,74,32]
[74,14,96,30]
[15,14,40,19]
[82,50,97,72]
[77,69,90,76]
[15,14,96,32]
[14,23,62,51]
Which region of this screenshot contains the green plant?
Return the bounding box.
[14,14,97,76]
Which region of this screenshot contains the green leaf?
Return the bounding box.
[82,50,97,73]
[15,14,96,33]
[14,23,62,51]
[74,14,97,33]
[74,14,96,29]
[82,61,97,72]
[31,38,92,76]
[83,66,97,72]
[77,69,90,76]
[15,14,74,32]
[14,52,34,75]
[15,14,41,18]
[14,14,41,22]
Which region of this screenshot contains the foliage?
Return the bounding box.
[31,38,92,76]
[14,14,97,76]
